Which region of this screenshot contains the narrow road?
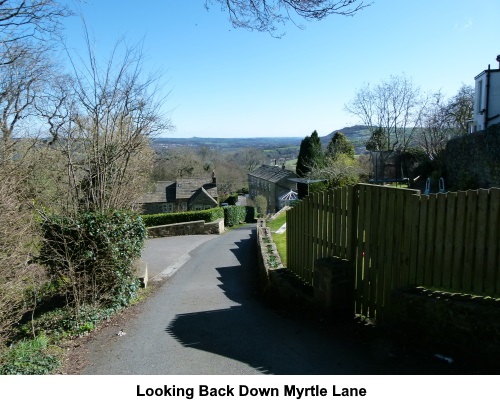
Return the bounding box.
[79,225,462,375]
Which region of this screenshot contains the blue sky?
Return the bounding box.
[60,0,500,138]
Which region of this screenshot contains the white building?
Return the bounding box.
[471,56,500,132]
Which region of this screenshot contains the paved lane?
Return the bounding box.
[80,225,462,375]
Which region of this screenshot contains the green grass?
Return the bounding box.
[284,158,297,172]
[0,334,61,375]
[268,212,287,266]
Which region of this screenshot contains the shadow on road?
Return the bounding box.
[165,226,468,375]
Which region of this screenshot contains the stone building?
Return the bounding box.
[140,175,218,214]
[248,165,297,213]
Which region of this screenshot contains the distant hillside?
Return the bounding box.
[320,125,372,148]
[151,137,303,151]
[152,126,373,156]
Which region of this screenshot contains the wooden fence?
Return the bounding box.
[286,184,500,320]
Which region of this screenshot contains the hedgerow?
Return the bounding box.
[38,210,146,310]
[141,207,224,227]
[223,206,255,227]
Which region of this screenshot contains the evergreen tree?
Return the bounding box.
[325,132,355,159]
[366,127,389,151]
[296,130,323,177]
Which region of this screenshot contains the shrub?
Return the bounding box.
[37,210,146,311]
[222,206,255,227]
[223,193,239,205]
[141,207,224,227]
[223,206,245,227]
[254,195,268,218]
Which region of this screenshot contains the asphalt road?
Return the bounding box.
[80,225,465,375]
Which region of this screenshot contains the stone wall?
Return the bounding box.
[386,287,500,369]
[445,124,500,189]
[147,218,224,238]
[255,219,315,313]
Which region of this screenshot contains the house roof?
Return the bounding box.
[189,187,218,206]
[248,165,296,183]
[475,68,500,80]
[140,178,217,204]
[175,178,217,200]
[140,181,175,203]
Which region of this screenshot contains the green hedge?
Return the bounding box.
[38,210,146,308]
[223,206,255,227]
[142,207,224,228]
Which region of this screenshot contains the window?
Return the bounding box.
[477,80,483,113]
[160,203,175,213]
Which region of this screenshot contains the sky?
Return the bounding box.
[59,0,500,138]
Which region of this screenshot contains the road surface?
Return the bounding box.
[79,225,465,374]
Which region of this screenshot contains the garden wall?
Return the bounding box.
[445,124,500,189]
[255,219,315,314]
[147,218,224,238]
[386,287,500,370]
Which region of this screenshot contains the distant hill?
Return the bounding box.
[151,136,303,151]
[152,126,373,156]
[320,125,372,148]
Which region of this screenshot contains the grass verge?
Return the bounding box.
[268,212,287,266]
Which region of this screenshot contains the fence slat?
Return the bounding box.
[375,187,388,319]
[441,192,456,290]
[463,190,478,292]
[487,189,500,296]
[452,191,467,291]
[473,190,489,294]
[355,185,366,315]
[408,194,421,286]
[365,187,382,318]
[416,195,428,285]
[392,189,406,290]
[432,194,446,288]
[424,195,437,287]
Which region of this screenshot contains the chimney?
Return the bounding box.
[496,54,500,69]
[282,163,285,170]
[212,170,216,185]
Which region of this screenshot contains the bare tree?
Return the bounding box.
[416,91,449,161]
[0,0,70,65]
[0,165,41,343]
[444,84,474,136]
[345,74,425,151]
[205,0,370,35]
[233,147,267,172]
[0,43,53,146]
[416,85,474,160]
[44,33,171,213]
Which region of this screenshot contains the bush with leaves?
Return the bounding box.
[38,210,146,312]
[254,195,268,217]
[310,154,363,189]
[223,205,250,227]
[142,207,224,228]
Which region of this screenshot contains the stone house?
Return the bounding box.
[248,165,297,213]
[140,175,218,214]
